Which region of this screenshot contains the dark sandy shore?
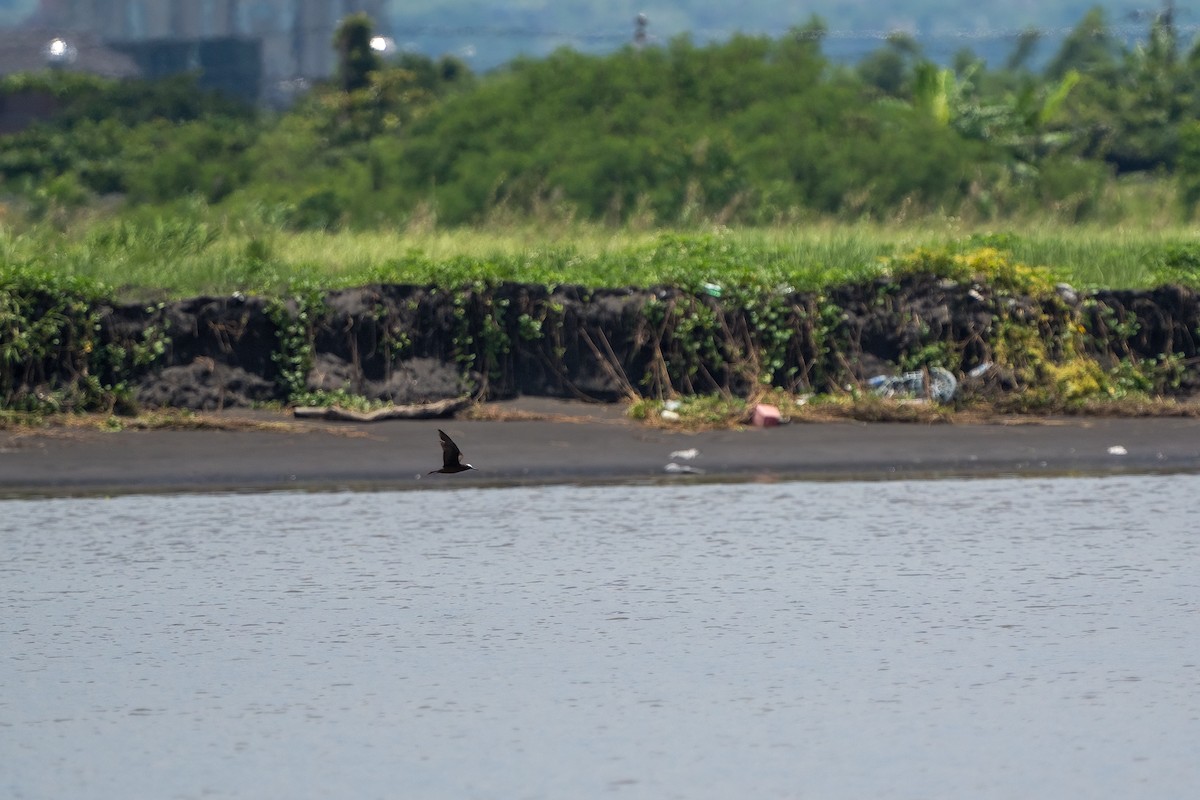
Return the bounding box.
[2,399,1199,497]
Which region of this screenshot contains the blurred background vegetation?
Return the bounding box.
[2,8,1200,295]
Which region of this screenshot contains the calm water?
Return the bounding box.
[2,475,1199,800]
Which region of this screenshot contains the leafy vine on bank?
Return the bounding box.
[2,248,1199,417]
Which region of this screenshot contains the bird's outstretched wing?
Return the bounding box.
[438,429,463,469]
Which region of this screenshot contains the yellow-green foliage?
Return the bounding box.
[884,246,1057,295]
[1045,358,1112,402]
[989,315,1052,381]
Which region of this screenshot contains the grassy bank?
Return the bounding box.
[4,211,1200,424]
[3,213,1200,298]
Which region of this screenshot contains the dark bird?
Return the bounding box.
[429,429,476,474]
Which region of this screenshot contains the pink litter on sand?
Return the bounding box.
[752,403,781,427]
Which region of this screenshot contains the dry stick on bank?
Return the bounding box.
[292,396,470,422]
[578,327,639,400]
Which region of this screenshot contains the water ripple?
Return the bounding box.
[2,475,1199,799]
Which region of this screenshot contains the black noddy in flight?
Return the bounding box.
[429,429,476,474]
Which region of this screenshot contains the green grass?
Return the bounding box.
[3,210,1199,298]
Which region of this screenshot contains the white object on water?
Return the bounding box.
[664,462,705,475]
[1107,445,1128,456]
[670,448,700,460]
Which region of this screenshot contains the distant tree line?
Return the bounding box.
[3,8,1200,228]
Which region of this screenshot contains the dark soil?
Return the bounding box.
[61,278,1200,411]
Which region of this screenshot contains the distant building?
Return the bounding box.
[0,29,141,134]
[111,37,263,105]
[0,27,140,79]
[18,0,386,102]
